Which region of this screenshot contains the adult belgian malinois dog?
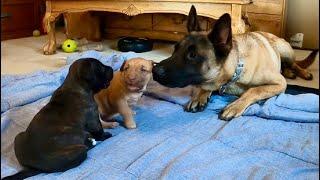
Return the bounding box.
[153,6,317,121]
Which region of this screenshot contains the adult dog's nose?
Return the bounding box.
[153,65,166,78]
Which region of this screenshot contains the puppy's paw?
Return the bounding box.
[85,137,95,148]
[101,121,119,129]
[88,138,97,146]
[185,99,208,113]
[124,120,137,129]
[96,132,112,141]
[109,122,120,128]
[219,101,247,121]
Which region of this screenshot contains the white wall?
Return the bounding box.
[285,0,319,49]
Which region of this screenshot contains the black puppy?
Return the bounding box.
[3,58,113,180]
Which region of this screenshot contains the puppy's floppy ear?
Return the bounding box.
[208,13,232,59]
[187,5,201,32]
[120,61,127,71]
[77,61,93,81]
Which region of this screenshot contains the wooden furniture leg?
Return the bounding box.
[231,4,245,34]
[43,11,61,55]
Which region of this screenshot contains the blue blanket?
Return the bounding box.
[1,51,319,179]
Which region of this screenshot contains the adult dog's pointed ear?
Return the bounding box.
[208,13,232,59]
[187,5,201,32]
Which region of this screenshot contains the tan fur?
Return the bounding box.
[173,8,316,120]
[189,31,298,120]
[94,58,153,129]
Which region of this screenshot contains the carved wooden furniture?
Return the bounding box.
[102,0,286,41]
[42,0,251,55]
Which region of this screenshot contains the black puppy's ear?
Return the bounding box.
[208,13,232,59]
[187,5,201,32]
[120,61,126,71]
[77,61,93,81]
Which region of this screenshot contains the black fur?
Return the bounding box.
[187,5,202,32]
[2,58,113,180]
[2,169,41,180]
[208,13,233,59]
[152,35,210,88]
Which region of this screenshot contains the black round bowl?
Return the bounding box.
[117,37,153,53]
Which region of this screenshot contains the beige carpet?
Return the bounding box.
[1,32,319,89]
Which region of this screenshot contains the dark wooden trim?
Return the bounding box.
[1,29,34,40]
[1,0,34,5]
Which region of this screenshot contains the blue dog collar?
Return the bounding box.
[219,58,244,95]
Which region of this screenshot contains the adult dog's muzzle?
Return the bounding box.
[152,65,166,79]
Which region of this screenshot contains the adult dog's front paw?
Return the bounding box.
[219,100,247,121]
[184,91,212,113]
[185,99,208,113]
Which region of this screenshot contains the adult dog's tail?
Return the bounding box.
[296,49,319,68]
[2,169,42,180]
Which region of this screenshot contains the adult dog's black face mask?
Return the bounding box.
[152,38,209,88]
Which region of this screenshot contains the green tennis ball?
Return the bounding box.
[62,39,77,53]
